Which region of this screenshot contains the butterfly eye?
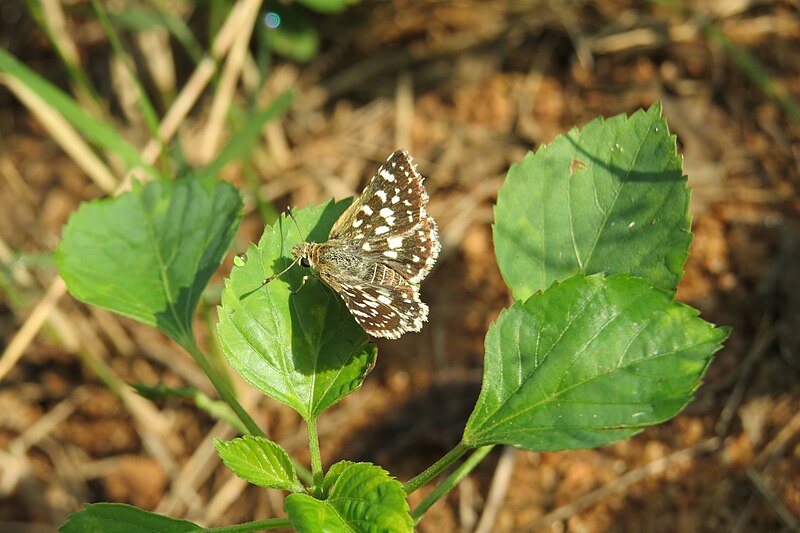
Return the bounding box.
[300,257,310,268]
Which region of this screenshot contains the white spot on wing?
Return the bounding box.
[377,294,393,305]
[375,226,390,235]
[353,219,363,228]
[379,207,393,218]
[387,236,403,249]
[383,250,398,259]
[362,242,371,251]
[362,205,373,216]
[376,190,387,202]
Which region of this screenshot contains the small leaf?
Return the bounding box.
[217,201,377,420]
[463,274,729,450]
[214,435,304,493]
[285,462,412,533]
[262,6,319,63]
[494,103,691,299]
[56,176,242,346]
[59,503,201,533]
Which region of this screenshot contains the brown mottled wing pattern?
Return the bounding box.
[300,150,440,339]
[329,149,441,284]
[319,275,428,340]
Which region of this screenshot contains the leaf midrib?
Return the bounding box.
[579,111,655,271]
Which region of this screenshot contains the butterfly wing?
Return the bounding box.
[329,149,441,284]
[318,268,428,339]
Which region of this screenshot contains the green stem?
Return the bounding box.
[307,417,324,494]
[180,338,265,438]
[411,445,495,523]
[204,518,292,532]
[403,443,469,495]
[179,336,314,485]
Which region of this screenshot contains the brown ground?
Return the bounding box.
[1,1,799,532]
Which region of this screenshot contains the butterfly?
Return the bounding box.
[288,149,440,339]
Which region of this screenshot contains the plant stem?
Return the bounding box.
[181,338,265,438]
[411,445,495,523]
[203,517,292,532]
[307,417,324,494]
[402,443,469,495]
[179,336,315,485]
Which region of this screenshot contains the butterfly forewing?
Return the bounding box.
[330,150,440,284]
[330,150,427,240]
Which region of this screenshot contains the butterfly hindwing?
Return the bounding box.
[326,277,428,339]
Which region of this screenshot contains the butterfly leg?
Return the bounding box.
[289,274,311,294]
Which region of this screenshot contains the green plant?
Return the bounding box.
[56,103,728,532]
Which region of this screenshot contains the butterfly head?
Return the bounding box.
[291,242,313,269]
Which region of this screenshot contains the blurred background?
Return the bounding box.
[1,0,799,531]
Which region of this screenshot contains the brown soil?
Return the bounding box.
[1,1,799,532]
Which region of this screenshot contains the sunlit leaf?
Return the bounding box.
[57,176,242,346]
[217,201,376,420]
[285,462,412,533]
[494,103,691,299]
[215,435,304,493]
[463,274,729,450]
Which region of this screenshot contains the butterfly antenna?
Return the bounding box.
[286,208,305,242]
[262,256,300,285]
[262,208,306,286]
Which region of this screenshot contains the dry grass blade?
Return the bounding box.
[156,421,236,516]
[0,278,68,382]
[2,0,254,382]
[139,0,257,168]
[745,467,800,531]
[39,0,102,115]
[0,76,117,193]
[474,446,517,533]
[199,0,263,162]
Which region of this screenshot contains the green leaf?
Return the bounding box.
[59,503,201,533]
[56,176,242,347]
[262,5,319,63]
[214,435,304,493]
[296,0,358,13]
[0,49,156,179]
[285,462,412,533]
[216,201,377,420]
[494,103,691,299]
[463,274,728,450]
